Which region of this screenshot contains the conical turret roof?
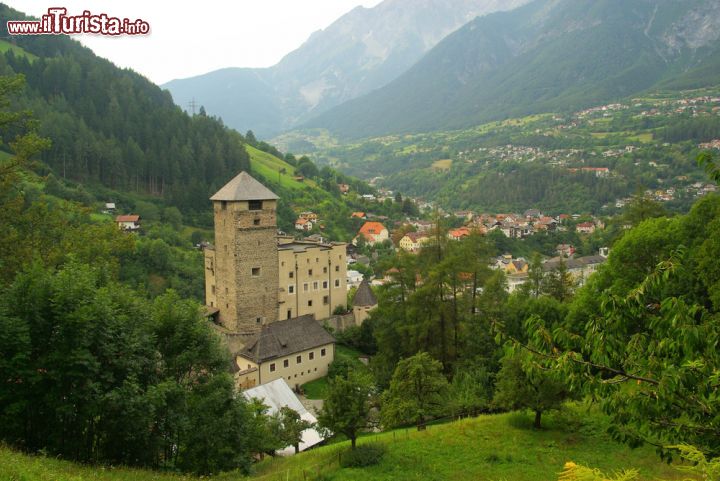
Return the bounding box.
[353,279,377,307]
[210,171,279,201]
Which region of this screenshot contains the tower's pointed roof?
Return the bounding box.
[353,279,377,307]
[210,171,279,201]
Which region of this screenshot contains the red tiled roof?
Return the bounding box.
[359,221,386,236]
[405,232,429,242]
[116,215,140,223]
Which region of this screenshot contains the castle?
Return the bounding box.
[203,171,349,334]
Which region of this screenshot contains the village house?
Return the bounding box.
[234,315,336,391]
[351,211,367,220]
[454,211,474,221]
[557,244,575,258]
[115,214,140,231]
[353,221,389,246]
[299,212,318,222]
[103,202,116,214]
[346,269,364,289]
[448,226,471,241]
[338,183,350,194]
[543,255,607,286]
[410,219,435,232]
[399,231,432,252]
[493,254,529,275]
[576,222,596,234]
[294,217,313,231]
[524,209,542,219]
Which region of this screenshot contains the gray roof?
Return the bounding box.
[278,241,333,253]
[238,315,335,363]
[543,255,606,272]
[353,280,377,307]
[210,171,279,201]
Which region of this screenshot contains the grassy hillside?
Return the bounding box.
[246,144,317,190]
[0,407,692,481]
[0,39,37,61]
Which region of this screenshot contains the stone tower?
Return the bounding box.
[204,172,279,333]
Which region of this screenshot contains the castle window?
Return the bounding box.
[287,309,292,319]
[303,283,309,292]
[248,200,262,211]
[313,281,319,290]
[335,279,340,287]
[323,267,328,274]
[316,258,319,263]
[321,348,326,357]
[270,363,276,372]
[256,317,262,324]
[322,281,328,289]
[284,359,289,368]
[211,285,216,294]
[288,285,295,294]
[308,269,313,276]
[221,201,227,210]
[253,218,260,226]
[252,267,261,277]
[309,352,314,361]
[308,300,313,307]
[296,355,302,364]
[335,265,340,272]
[323,296,329,305]
[289,271,294,278]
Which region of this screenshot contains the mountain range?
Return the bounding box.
[304,0,720,138]
[162,0,530,137]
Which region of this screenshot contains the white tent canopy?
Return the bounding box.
[242,378,323,456]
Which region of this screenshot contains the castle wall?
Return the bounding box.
[277,243,347,321]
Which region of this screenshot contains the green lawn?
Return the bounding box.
[301,345,368,400]
[0,447,195,481]
[0,406,696,481]
[244,406,692,481]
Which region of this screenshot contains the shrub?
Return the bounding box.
[339,444,385,468]
[328,358,354,380]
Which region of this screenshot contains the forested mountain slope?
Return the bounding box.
[305,0,720,138]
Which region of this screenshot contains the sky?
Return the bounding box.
[6,0,383,85]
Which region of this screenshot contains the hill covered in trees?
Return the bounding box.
[0,4,406,240]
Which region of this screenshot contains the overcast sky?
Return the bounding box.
[6,0,383,84]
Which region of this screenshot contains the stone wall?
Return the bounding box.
[319,313,357,333]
